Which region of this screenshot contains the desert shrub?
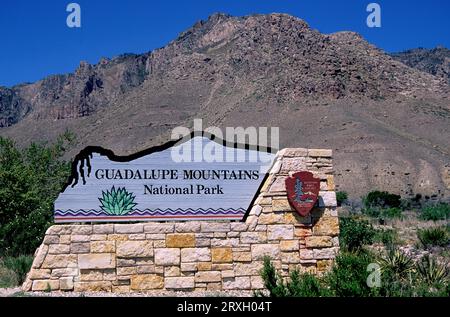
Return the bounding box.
[417,227,449,248]
[416,255,448,286]
[258,257,330,297]
[336,191,348,206]
[419,203,450,221]
[363,190,401,209]
[326,251,377,297]
[0,261,19,288]
[374,228,398,246]
[339,217,376,251]
[381,207,402,219]
[2,255,33,285]
[0,133,73,256]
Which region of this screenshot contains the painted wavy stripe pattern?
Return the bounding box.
[55,208,246,217]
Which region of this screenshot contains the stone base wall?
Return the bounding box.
[23,148,338,293]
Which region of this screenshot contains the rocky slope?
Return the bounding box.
[1,13,449,200]
[390,47,450,83]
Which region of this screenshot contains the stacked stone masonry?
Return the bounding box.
[23,148,339,292]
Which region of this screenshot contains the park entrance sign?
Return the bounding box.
[54,134,276,222]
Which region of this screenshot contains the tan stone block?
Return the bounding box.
[326,175,335,191]
[48,244,70,254]
[180,262,197,272]
[90,234,107,241]
[207,282,222,291]
[230,222,248,232]
[72,225,93,235]
[197,262,212,271]
[258,212,285,225]
[41,254,77,269]
[272,198,294,212]
[107,234,128,241]
[211,248,233,263]
[117,267,137,275]
[128,234,146,240]
[166,233,195,248]
[112,285,131,293]
[144,223,174,234]
[91,241,116,253]
[240,232,266,244]
[233,252,252,262]
[211,263,233,271]
[93,224,114,234]
[165,277,194,289]
[154,248,180,266]
[130,274,163,290]
[116,240,153,257]
[28,269,51,280]
[103,269,116,281]
[32,245,48,269]
[251,276,265,289]
[153,240,166,248]
[317,259,334,272]
[295,227,312,238]
[280,240,300,251]
[175,222,202,233]
[114,224,143,234]
[313,247,338,259]
[234,262,264,276]
[78,253,115,269]
[46,225,72,235]
[305,236,333,248]
[299,249,314,260]
[74,281,112,292]
[313,217,339,236]
[71,235,90,242]
[181,248,211,262]
[137,265,156,274]
[281,252,300,264]
[80,269,103,281]
[200,223,230,233]
[308,149,332,157]
[257,197,273,206]
[268,225,294,240]
[195,271,221,283]
[51,268,79,277]
[165,266,180,277]
[223,277,251,290]
[60,277,74,291]
[59,235,71,244]
[284,212,312,225]
[32,280,59,291]
[43,235,59,245]
[70,243,90,253]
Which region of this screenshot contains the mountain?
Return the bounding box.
[390,47,450,83]
[1,13,449,200]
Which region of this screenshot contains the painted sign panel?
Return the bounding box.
[285,171,320,217]
[54,135,276,223]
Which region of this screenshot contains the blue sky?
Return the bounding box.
[1,0,449,87]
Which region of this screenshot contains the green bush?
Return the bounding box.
[326,251,377,297]
[419,203,450,221]
[418,227,449,248]
[258,257,330,297]
[381,207,402,218]
[0,262,19,288]
[363,190,401,209]
[2,255,33,285]
[336,191,348,206]
[416,255,448,286]
[339,217,376,251]
[374,228,398,246]
[0,133,73,256]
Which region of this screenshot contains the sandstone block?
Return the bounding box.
[32,280,59,291]
[154,248,180,266]
[195,271,221,283]
[240,232,267,244]
[116,241,153,257]
[318,191,337,207]
[258,212,284,225]
[130,274,164,290]
[93,224,114,234]
[144,223,174,234]
[280,240,300,251]
[308,149,332,157]
[233,252,252,262]
[48,244,70,254]
[234,262,264,276]
[211,248,233,263]
[230,222,248,232]
[114,224,143,234]
[41,254,77,269]
[272,198,294,212]
[71,225,93,235]
[60,277,74,291]
[175,222,201,233]
[74,281,112,292]
[166,233,195,248]
[313,217,339,236]
[78,253,115,269]
[305,236,333,248]
[90,241,116,253]
[313,247,337,259]
[268,225,294,240]
[165,277,195,289]
[223,277,251,290]
[28,269,51,280]
[51,268,79,277]
[251,244,280,260]
[200,223,230,233]
[181,248,211,262]
[70,243,90,254]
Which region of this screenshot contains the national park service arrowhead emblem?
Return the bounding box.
[285,171,320,217]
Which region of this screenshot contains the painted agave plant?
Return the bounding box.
[99,186,137,215]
